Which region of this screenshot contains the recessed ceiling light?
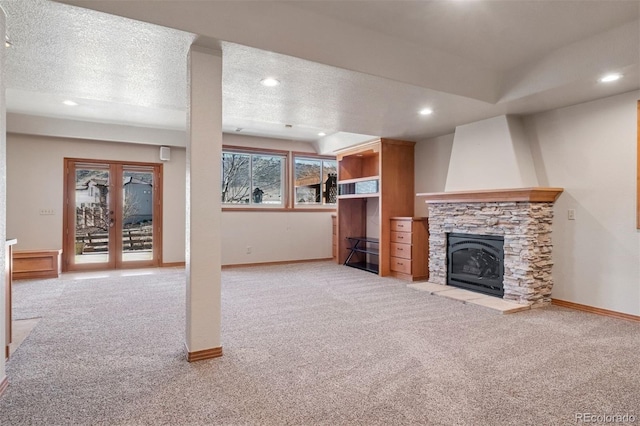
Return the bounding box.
[261,77,280,87]
[318,132,326,137]
[599,73,622,83]
[5,39,11,48]
[63,100,78,106]
[419,108,433,116]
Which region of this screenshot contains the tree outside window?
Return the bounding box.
[222,151,285,206]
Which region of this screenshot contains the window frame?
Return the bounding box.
[221,146,337,212]
[221,145,289,210]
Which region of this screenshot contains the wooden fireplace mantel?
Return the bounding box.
[417,187,564,203]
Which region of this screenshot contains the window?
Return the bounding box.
[222,150,286,206]
[221,146,337,210]
[294,156,337,206]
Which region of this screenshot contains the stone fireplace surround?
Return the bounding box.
[418,188,563,307]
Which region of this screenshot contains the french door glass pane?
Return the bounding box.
[122,169,154,262]
[75,166,110,265]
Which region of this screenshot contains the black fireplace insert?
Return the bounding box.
[447,233,504,297]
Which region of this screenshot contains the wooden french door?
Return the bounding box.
[63,158,163,271]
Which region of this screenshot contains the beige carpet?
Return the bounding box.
[0,261,638,425]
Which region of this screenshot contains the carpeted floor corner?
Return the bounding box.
[0,261,638,425]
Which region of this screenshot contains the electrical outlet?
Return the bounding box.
[567,209,575,220]
[246,246,252,254]
[39,208,55,215]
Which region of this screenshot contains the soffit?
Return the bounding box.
[291,0,639,72]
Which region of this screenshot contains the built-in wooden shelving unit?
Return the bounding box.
[336,139,416,276]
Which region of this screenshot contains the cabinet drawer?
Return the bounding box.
[390,242,411,260]
[390,220,412,232]
[391,231,412,244]
[390,257,412,274]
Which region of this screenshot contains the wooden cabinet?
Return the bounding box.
[13,249,62,280]
[336,139,416,276]
[331,214,337,262]
[389,217,429,281]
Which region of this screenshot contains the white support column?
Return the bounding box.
[185,45,223,361]
[0,9,8,393]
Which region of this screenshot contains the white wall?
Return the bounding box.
[221,211,332,264]
[163,148,187,262]
[445,115,538,191]
[523,90,640,315]
[414,133,454,217]
[7,131,334,267]
[221,133,335,265]
[6,133,187,263]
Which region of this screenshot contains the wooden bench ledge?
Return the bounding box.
[13,249,62,280]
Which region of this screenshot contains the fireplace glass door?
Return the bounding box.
[447,233,504,297]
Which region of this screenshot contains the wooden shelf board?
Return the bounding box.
[337,176,380,185]
[338,193,380,199]
[417,187,564,203]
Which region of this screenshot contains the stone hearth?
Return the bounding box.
[418,188,563,307]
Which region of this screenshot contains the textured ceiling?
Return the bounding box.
[2,0,194,129]
[3,0,639,146]
[221,41,495,141]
